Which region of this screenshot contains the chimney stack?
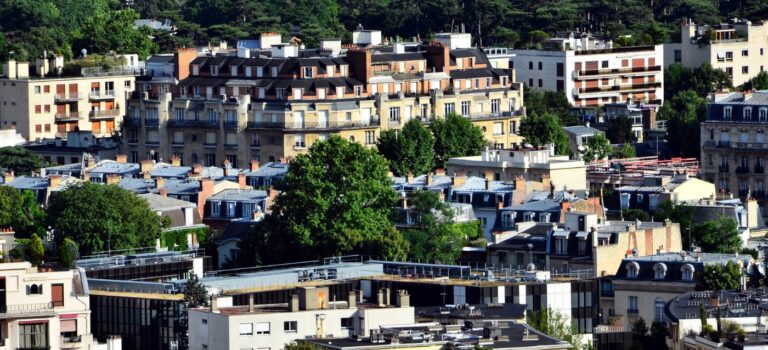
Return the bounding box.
[159,188,168,197]
[210,296,219,313]
[348,290,357,309]
[426,173,432,185]
[48,174,62,189]
[140,159,153,177]
[248,294,255,312]
[485,171,494,190]
[452,172,467,188]
[238,173,247,189]
[3,171,14,184]
[155,177,165,189]
[115,154,128,163]
[105,174,121,186]
[290,294,300,312]
[435,168,445,176]
[406,172,414,183]
[87,156,96,169]
[250,160,260,172]
[192,163,203,174]
[396,290,410,308]
[171,155,181,167]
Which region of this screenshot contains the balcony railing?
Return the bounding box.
[89,90,116,100]
[250,143,261,149]
[574,45,655,56]
[575,82,661,95]
[223,120,239,130]
[575,65,662,78]
[736,165,750,174]
[719,164,730,173]
[89,109,120,119]
[223,143,238,149]
[54,112,82,121]
[54,93,82,102]
[293,142,307,150]
[756,165,765,174]
[0,302,55,318]
[627,308,639,315]
[465,111,521,121]
[123,117,141,126]
[145,118,159,127]
[247,119,380,130]
[167,120,219,129]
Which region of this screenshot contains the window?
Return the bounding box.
[655,298,665,322]
[602,60,609,68]
[284,321,297,333]
[578,240,587,255]
[225,202,236,217]
[255,322,270,334]
[51,284,64,307]
[205,153,216,166]
[538,62,543,70]
[27,284,43,295]
[626,262,638,278]
[538,79,543,88]
[421,104,428,119]
[556,63,564,77]
[239,323,253,335]
[211,201,220,217]
[355,86,362,97]
[628,296,638,313]
[294,134,305,148]
[682,264,695,281]
[637,194,644,203]
[745,107,753,120]
[461,101,470,116]
[444,103,455,116]
[554,238,568,255]
[528,61,533,70]
[654,263,666,280]
[19,323,48,349]
[365,131,375,145]
[493,122,503,135]
[742,49,749,56]
[510,121,517,134]
[724,106,732,120]
[34,86,41,94]
[743,66,749,74]
[226,154,238,168]
[760,108,768,121]
[389,107,401,123]
[208,109,218,123]
[211,65,218,76]
[341,317,353,329]
[304,67,313,78]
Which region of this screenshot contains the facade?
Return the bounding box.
[0,59,138,141]
[510,33,663,107]
[25,130,120,166]
[446,146,587,191]
[664,18,768,87]
[700,91,768,213]
[612,175,717,212]
[587,156,701,190]
[188,286,415,350]
[123,35,525,167]
[203,188,270,229]
[563,124,604,160]
[602,102,659,142]
[0,262,113,350]
[139,193,204,231]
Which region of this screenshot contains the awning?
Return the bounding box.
[60,319,77,333]
[552,230,569,238]
[716,52,725,59]
[576,231,590,239]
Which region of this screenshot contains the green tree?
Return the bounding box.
[0,147,45,175]
[630,318,649,350]
[697,261,742,291]
[0,187,47,238]
[527,308,583,349]
[746,71,768,90]
[527,30,551,48]
[74,8,158,59]
[659,90,707,157]
[46,182,170,255]
[519,112,570,155]
[582,133,612,162]
[606,116,636,144]
[28,233,44,266]
[257,136,401,263]
[179,272,209,350]
[524,89,577,126]
[694,217,742,254]
[622,208,650,221]
[59,238,79,269]
[614,143,636,159]
[649,321,669,350]
[691,63,732,97]
[430,113,486,168]
[402,190,477,263]
[664,64,694,100]
[377,119,435,176]
[653,200,695,249]
[284,342,324,350]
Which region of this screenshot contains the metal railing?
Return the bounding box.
[123,117,141,126]
[247,120,380,130]
[167,120,219,128]
[81,66,144,77]
[89,109,121,119]
[54,93,82,102]
[575,65,662,78]
[89,90,116,99]
[0,302,55,317]
[54,112,81,121]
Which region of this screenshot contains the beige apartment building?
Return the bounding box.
[664,18,768,86]
[0,58,137,141]
[122,32,524,166]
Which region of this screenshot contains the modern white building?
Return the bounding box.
[510,32,663,107]
[664,18,768,87]
[188,286,415,350]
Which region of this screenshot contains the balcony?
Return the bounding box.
[247,119,380,130]
[574,82,662,96]
[223,120,239,130]
[54,111,82,122]
[574,45,655,55]
[54,93,81,103]
[89,109,120,120]
[223,143,238,149]
[203,142,217,148]
[627,308,639,315]
[719,164,730,173]
[60,335,82,349]
[756,165,765,174]
[123,117,141,127]
[145,140,160,147]
[167,120,219,129]
[574,65,662,79]
[250,143,261,149]
[465,111,521,121]
[293,142,307,150]
[145,118,159,127]
[171,141,185,147]
[89,90,116,100]
[0,302,55,319]
[736,165,750,174]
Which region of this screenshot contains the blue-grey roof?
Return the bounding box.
[391,174,453,191]
[118,178,156,194]
[453,176,515,193]
[510,198,562,212]
[714,90,768,105]
[45,163,82,173]
[244,162,289,178]
[208,189,268,202]
[139,193,197,211]
[163,179,201,195]
[151,165,192,178]
[88,161,140,175]
[564,125,602,136]
[6,176,50,190]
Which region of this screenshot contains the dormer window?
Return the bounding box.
[256,66,264,77]
[211,65,218,76]
[760,108,767,122]
[626,262,639,278]
[724,106,733,120]
[192,64,199,75]
[230,65,238,76]
[245,66,252,77]
[276,88,285,100]
[271,67,278,77]
[293,88,302,100]
[193,86,201,97]
[744,107,753,120]
[210,201,220,217]
[681,263,695,281]
[304,67,313,78]
[355,86,362,97]
[654,263,667,280]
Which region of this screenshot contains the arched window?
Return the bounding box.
[626,262,639,278]
[681,264,695,281]
[655,298,665,322]
[654,263,667,280]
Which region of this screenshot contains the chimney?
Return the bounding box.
[541,175,551,192]
[3,171,14,184]
[105,174,121,186]
[140,159,153,175]
[279,157,287,164]
[348,290,357,309]
[384,288,391,306]
[452,173,467,188]
[155,177,165,189]
[439,191,446,202]
[192,163,203,174]
[435,168,446,176]
[377,289,386,306]
[159,188,168,197]
[210,296,219,313]
[406,172,414,183]
[252,210,264,221]
[170,155,181,167]
[238,173,247,189]
[87,156,96,169]
[115,154,128,163]
[248,294,255,312]
[290,294,300,312]
[49,174,62,189]
[484,170,494,190]
[402,197,408,209]
[223,159,231,169]
[514,175,526,193]
[197,177,214,218]
[267,187,278,213]
[174,47,198,80]
[396,290,410,308]
[710,292,719,307]
[250,160,260,172]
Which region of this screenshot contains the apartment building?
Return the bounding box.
[510,32,663,107]
[0,258,116,350]
[700,91,768,212]
[122,32,524,167]
[188,286,415,350]
[664,18,768,87]
[0,58,138,141]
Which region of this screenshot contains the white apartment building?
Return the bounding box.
[0,259,119,350]
[664,18,768,87]
[510,33,664,107]
[188,287,414,350]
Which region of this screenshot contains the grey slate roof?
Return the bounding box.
[453,176,515,193]
[6,176,50,190]
[139,193,197,211]
[151,165,192,178]
[563,125,602,136]
[208,188,268,202]
[118,178,156,194]
[714,90,768,105]
[87,160,141,175]
[244,162,289,177]
[163,179,201,194]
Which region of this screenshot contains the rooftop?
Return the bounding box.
[139,193,197,211]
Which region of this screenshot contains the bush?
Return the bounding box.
[60,238,79,269]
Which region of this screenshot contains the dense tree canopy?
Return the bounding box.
[0,187,47,237]
[697,261,742,291]
[430,113,486,168]
[606,117,636,144]
[0,147,45,175]
[694,217,743,254]
[46,182,169,255]
[519,112,570,155]
[582,133,612,163]
[659,90,708,157]
[377,119,435,177]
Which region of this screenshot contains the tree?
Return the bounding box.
[606,116,636,144]
[257,136,401,263]
[74,8,158,59]
[430,113,486,168]
[622,208,650,221]
[659,90,707,157]
[527,308,582,349]
[28,233,44,266]
[694,217,742,254]
[746,71,768,91]
[653,200,695,248]
[524,89,578,126]
[697,261,742,291]
[0,147,45,175]
[284,342,324,350]
[47,182,170,255]
[0,187,47,238]
[582,133,612,162]
[402,190,475,263]
[179,272,208,350]
[630,318,649,350]
[519,112,570,155]
[377,119,435,176]
[614,143,636,159]
[664,64,694,100]
[649,321,669,350]
[59,238,79,269]
[691,63,732,97]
